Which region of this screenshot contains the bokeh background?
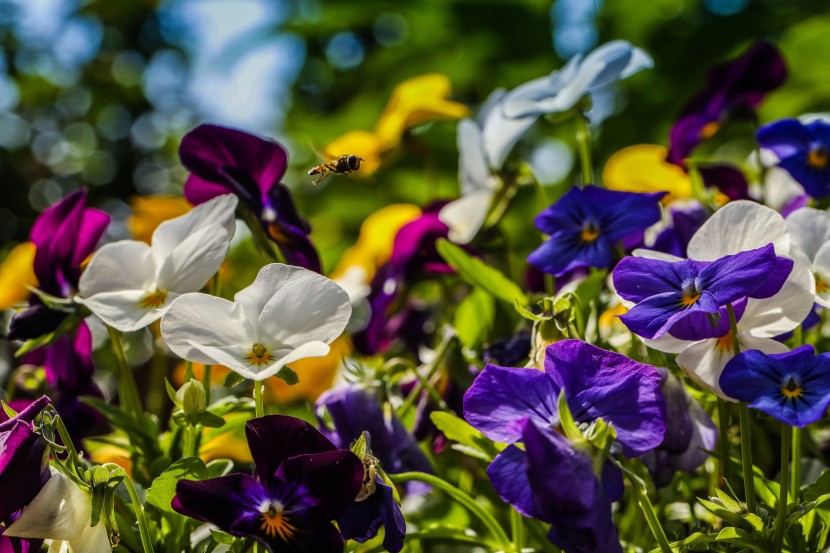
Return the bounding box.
[1,0,829,270]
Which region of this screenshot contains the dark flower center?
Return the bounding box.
[259,502,297,540]
[781,376,803,400]
[808,147,829,169]
[580,222,601,243]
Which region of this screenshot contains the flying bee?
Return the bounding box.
[307,154,364,185]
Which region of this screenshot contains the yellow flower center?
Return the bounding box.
[680,292,701,307]
[816,273,829,294]
[699,121,721,140]
[259,503,297,540]
[580,223,600,243]
[246,343,274,366]
[139,289,168,309]
[808,147,829,169]
[715,331,734,353]
[781,377,803,400]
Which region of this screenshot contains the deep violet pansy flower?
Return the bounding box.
[0,396,50,522]
[179,124,321,272]
[172,415,363,553]
[613,243,790,339]
[720,345,830,428]
[527,185,664,277]
[650,201,709,258]
[667,41,787,165]
[756,118,830,199]
[9,190,110,341]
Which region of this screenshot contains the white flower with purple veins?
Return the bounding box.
[161,263,351,381]
[786,207,830,307]
[78,194,237,332]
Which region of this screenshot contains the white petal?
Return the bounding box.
[740,256,815,337]
[334,266,371,303]
[246,341,331,382]
[786,207,830,261]
[156,223,230,293]
[152,194,237,260]
[763,165,804,212]
[161,293,255,366]
[619,46,654,79]
[641,334,696,354]
[813,242,830,308]
[439,190,493,245]
[457,119,493,194]
[632,248,684,262]
[6,471,91,541]
[80,289,167,332]
[79,241,156,296]
[687,201,791,260]
[68,522,111,553]
[481,95,537,169]
[257,275,351,347]
[233,264,313,320]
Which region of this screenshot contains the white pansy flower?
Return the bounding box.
[161,263,351,381]
[78,194,237,332]
[786,207,830,307]
[640,201,815,398]
[5,470,111,553]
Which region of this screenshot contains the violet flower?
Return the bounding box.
[179,124,321,272]
[756,118,830,199]
[527,186,664,277]
[613,244,790,339]
[172,415,363,552]
[9,190,110,341]
[650,201,709,258]
[0,396,50,522]
[668,41,786,165]
[720,345,830,428]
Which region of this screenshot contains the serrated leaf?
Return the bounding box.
[146,457,209,517]
[455,288,495,349]
[436,239,528,305]
[276,367,299,385]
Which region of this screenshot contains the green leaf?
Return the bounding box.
[15,314,79,357]
[454,288,495,349]
[435,239,528,305]
[698,498,752,531]
[146,457,209,517]
[276,367,299,385]
[513,299,551,323]
[803,469,830,502]
[572,269,607,336]
[351,431,369,460]
[198,411,227,428]
[223,371,246,388]
[714,526,764,549]
[206,459,234,478]
[430,411,499,461]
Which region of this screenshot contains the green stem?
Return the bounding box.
[774,424,792,552]
[727,302,757,514]
[254,381,265,418]
[203,365,213,406]
[106,326,143,417]
[398,329,454,418]
[390,472,511,549]
[716,398,732,486]
[183,424,198,459]
[575,113,593,186]
[122,475,155,553]
[792,427,802,502]
[511,507,524,553]
[621,460,672,553]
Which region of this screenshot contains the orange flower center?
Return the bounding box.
[259,503,297,540]
[781,377,803,400]
[139,289,168,309]
[808,147,829,169]
[246,343,274,366]
[715,331,734,352]
[816,274,829,295]
[580,223,600,243]
[699,121,721,140]
[680,292,701,307]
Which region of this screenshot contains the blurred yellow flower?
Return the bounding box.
[324,74,468,176]
[87,441,133,477]
[128,195,192,243]
[332,204,422,281]
[200,413,254,464]
[0,242,37,310]
[603,144,692,201]
[266,335,352,404]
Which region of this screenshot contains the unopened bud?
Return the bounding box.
[176,379,207,416]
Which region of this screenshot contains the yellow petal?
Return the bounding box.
[0,242,37,310]
[331,204,422,281]
[199,412,253,464]
[323,131,384,176]
[374,73,470,149]
[603,144,692,200]
[265,335,352,404]
[128,196,192,243]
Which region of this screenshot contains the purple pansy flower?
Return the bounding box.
[720,345,830,428]
[668,41,786,165]
[9,190,110,341]
[613,244,791,339]
[527,186,664,277]
[756,118,830,199]
[179,124,321,272]
[650,201,709,258]
[483,330,532,367]
[172,415,363,553]
[699,164,751,202]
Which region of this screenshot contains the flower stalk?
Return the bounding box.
[774,423,792,552]
[727,302,757,513]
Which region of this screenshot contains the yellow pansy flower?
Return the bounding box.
[0,242,37,310]
[603,144,692,201]
[128,195,192,243]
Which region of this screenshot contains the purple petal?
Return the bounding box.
[0,421,49,520]
[757,119,814,160]
[7,304,68,342]
[338,479,405,552]
[528,230,613,277]
[172,473,263,531]
[486,444,542,520]
[696,244,779,302]
[275,450,364,520]
[232,511,346,553]
[699,164,751,201]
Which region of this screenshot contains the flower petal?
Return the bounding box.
[786,207,830,261]
[438,189,493,245]
[486,445,542,520]
[152,194,236,266]
[5,471,91,541]
[67,522,111,553]
[687,201,790,261]
[234,264,314,320]
[172,473,262,531]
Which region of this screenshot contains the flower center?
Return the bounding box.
[808,147,829,169]
[259,502,297,540]
[139,289,168,309]
[680,282,701,307]
[715,331,734,353]
[246,343,274,366]
[580,222,600,243]
[699,121,721,140]
[816,273,829,295]
[781,376,803,400]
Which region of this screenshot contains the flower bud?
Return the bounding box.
[176,379,207,416]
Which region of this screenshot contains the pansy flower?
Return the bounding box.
[161,263,351,381]
[9,189,110,341]
[649,200,709,258]
[78,194,237,332]
[786,207,830,307]
[172,415,364,553]
[668,41,786,165]
[528,185,664,277]
[603,144,692,199]
[720,345,830,428]
[179,124,321,271]
[757,118,830,199]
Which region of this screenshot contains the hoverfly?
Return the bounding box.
[307,154,364,185]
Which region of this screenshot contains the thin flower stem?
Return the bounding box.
[122,475,155,553]
[203,365,213,406]
[390,472,511,549]
[106,325,143,417]
[398,328,455,418]
[183,424,197,459]
[774,424,792,552]
[727,302,757,514]
[620,460,672,553]
[253,381,265,418]
[792,427,802,501]
[575,113,593,186]
[716,397,732,486]
[511,507,524,553]
[51,411,83,477]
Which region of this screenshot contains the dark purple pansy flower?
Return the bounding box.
[613,244,790,339]
[699,164,751,202]
[9,190,110,341]
[483,330,532,367]
[756,118,830,199]
[353,205,452,355]
[172,415,363,553]
[720,345,830,428]
[338,475,405,553]
[0,396,50,523]
[179,124,321,272]
[668,41,786,165]
[650,201,709,258]
[527,186,664,277]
